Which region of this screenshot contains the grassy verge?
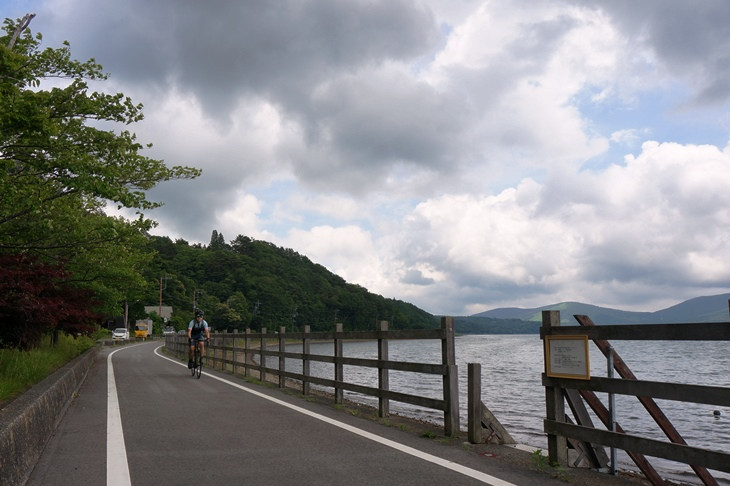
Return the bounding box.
[0,332,100,406]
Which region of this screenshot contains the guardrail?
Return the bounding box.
[166,317,460,436]
[541,310,730,484]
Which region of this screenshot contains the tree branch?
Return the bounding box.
[8,13,35,49]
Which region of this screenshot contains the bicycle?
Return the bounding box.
[190,339,206,378]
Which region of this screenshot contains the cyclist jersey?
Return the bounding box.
[188,319,209,340]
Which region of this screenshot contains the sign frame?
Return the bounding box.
[545,335,590,380]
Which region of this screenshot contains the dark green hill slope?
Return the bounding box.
[141,233,439,332]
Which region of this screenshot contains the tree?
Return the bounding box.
[0,17,200,246]
[208,230,227,250]
[0,16,201,346]
[0,16,199,255]
[0,254,101,349]
[212,291,251,330]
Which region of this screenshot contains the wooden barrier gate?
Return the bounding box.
[541,310,730,485]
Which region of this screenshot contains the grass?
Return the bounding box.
[0,332,97,405]
[530,449,570,482]
[334,403,362,416]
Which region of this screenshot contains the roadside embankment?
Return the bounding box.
[0,345,98,486]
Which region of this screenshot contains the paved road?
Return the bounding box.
[25,342,569,486]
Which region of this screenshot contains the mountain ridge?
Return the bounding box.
[471,293,730,325]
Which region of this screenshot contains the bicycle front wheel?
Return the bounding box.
[191,346,198,377]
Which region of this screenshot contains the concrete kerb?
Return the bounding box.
[0,344,99,486]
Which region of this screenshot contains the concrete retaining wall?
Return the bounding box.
[0,345,99,486]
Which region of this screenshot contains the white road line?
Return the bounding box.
[154,346,517,486]
[107,347,132,486]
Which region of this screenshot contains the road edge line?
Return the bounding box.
[153,345,516,486]
[107,347,132,486]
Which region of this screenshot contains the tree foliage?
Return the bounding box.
[0,254,102,349]
[0,16,199,250]
[0,16,200,348]
[144,233,439,332]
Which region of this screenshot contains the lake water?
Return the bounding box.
[278,335,729,485]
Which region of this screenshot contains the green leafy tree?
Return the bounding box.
[0,15,201,346]
[0,15,199,249]
[208,230,227,251]
[0,16,200,244]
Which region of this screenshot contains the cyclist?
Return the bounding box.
[187,309,210,368]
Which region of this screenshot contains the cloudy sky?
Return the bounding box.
[6,1,730,316]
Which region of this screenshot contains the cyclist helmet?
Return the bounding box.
[195,309,204,317]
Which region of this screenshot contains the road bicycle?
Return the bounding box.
[190,339,206,378]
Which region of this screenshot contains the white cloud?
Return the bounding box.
[335,140,730,315]
[9,0,730,315]
[279,225,385,289]
[609,129,642,144]
[216,192,267,241]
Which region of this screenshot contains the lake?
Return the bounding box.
[280,335,729,485]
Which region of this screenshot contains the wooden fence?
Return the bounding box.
[166,317,460,436]
[541,310,730,485]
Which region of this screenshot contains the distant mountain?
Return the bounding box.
[452,293,730,334]
[648,294,730,323]
[472,293,730,326]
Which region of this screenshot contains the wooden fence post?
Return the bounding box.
[279,326,286,388]
[302,325,310,395]
[232,329,239,375]
[378,320,390,417]
[224,332,230,371]
[210,331,220,369]
[221,333,226,371]
[260,327,267,383]
[442,316,459,437]
[244,328,250,377]
[468,362,482,443]
[542,310,567,466]
[335,323,344,404]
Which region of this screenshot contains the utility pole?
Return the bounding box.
[124,300,129,330]
[193,289,202,312]
[159,274,168,319]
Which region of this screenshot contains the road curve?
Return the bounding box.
[25,342,567,486]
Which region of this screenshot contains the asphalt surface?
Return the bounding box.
[24,342,640,486]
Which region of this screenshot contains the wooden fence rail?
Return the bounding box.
[166,317,460,436]
[541,310,730,485]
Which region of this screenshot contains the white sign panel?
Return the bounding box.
[545,335,590,379]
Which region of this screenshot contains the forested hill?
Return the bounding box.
[142,233,439,332]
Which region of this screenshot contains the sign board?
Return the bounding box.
[545,335,590,379]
